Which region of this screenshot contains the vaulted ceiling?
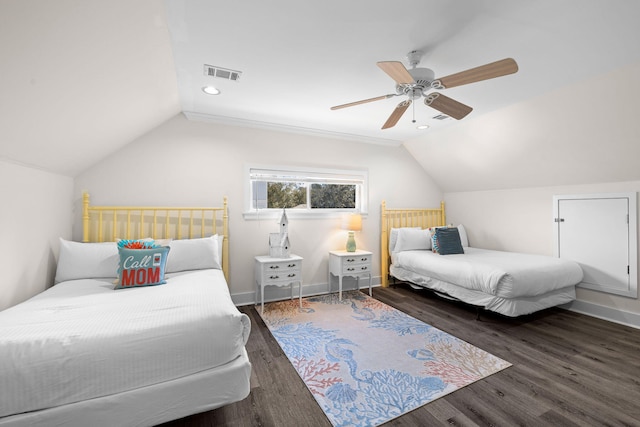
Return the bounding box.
[2,0,640,191]
[0,0,180,176]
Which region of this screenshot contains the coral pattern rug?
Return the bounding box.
[258,291,511,427]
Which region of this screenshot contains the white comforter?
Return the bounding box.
[0,269,250,419]
[392,247,583,298]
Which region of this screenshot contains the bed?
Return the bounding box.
[0,193,251,427]
[380,200,583,317]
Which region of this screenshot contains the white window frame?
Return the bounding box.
[243,164,368,220]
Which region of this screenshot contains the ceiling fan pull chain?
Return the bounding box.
[412,97,416,123]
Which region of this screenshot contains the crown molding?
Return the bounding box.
[182,111,402,147]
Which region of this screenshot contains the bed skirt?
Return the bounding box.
[391,265,576,317]
[0,348,251,427]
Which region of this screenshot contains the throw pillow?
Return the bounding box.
[427,226,447,253]
[165,235,221,273]
[394,228,431,252]
[55,238,118,284]
[435,227,464,255]
[115,245,170,289]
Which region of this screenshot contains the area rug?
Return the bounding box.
[258,291,511,427]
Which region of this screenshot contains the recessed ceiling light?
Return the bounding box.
[202,86,221,95]
[416,124,430,130]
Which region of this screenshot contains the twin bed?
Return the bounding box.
[380,201,583,317]
[0,194,251,427]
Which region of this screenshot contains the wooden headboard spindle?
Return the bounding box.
[380,200,446,287]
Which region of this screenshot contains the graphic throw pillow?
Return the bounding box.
[435,227,464,255]
[427,226,446,253]
[115,245,170,289]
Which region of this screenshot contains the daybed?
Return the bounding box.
[0,194,251,427]
[380,201,583,317]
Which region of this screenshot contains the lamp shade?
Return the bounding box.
[342,213,362,231]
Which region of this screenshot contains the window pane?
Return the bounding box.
[251,181,268,209]
[267,182,307,209]
[245,165,368,218]
[310,184,356,209]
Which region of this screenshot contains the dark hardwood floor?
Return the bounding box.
[161,284,640,427]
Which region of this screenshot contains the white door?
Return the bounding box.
[555,194,637,297]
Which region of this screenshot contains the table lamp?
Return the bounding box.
[342,213,362,252]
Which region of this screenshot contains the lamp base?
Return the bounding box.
[346,231,356,252]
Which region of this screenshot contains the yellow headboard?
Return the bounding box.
[380,200,446,287]
[82,192,230,282]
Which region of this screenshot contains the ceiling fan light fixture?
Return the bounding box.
[202,86,221,95]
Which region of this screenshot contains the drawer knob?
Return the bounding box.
[347,267,355,271]
[346,258,355,263]
[269,275,279,279]
[287,263,296,268]
[270,265,280,269]
[361,266,368,271]
[287,273,296,278]
[361,257,368,261]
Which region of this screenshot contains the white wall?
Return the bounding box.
[0,160,73,310]
[445,181,640,327]
[74,114,442,303]
[404,62,640,193]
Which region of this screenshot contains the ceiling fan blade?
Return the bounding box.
[330,94,396,110]
[424,93,472,120]
[377,61,415,85]
[382,100,411,129]
[433,58,518,89]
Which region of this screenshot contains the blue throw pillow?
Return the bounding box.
[115,246,170,289]
[435,227,464,255]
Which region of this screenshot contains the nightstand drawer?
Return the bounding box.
[342,254,371,265]
[264,260,301,272]
[341,254,371,275]
[342,263,370,274]
[262,269,301,283]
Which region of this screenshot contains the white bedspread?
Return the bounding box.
[392,247,583,298]
[0,269,250,419]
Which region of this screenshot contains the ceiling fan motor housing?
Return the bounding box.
[396,67,435,99]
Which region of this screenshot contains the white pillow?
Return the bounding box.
[55,238,119,283]
[389,227,422,253]
[165,235,222,273]
[457,224,469,247]
[394,228,432,252]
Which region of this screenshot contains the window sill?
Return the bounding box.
[243,210,368,221]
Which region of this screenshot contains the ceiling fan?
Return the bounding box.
[330,50,518,129]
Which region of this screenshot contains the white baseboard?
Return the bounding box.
[232,276,381,307]
[561,300,640,330]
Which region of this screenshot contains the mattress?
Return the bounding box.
[392,247,583,298]
[0,269,250,419]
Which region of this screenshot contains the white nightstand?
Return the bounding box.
[255,254,303,313]
[328,250,373,300]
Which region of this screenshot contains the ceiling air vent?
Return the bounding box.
[432,114,450,120]
[203,64,242,81]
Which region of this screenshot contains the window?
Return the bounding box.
[244,165,368,219]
